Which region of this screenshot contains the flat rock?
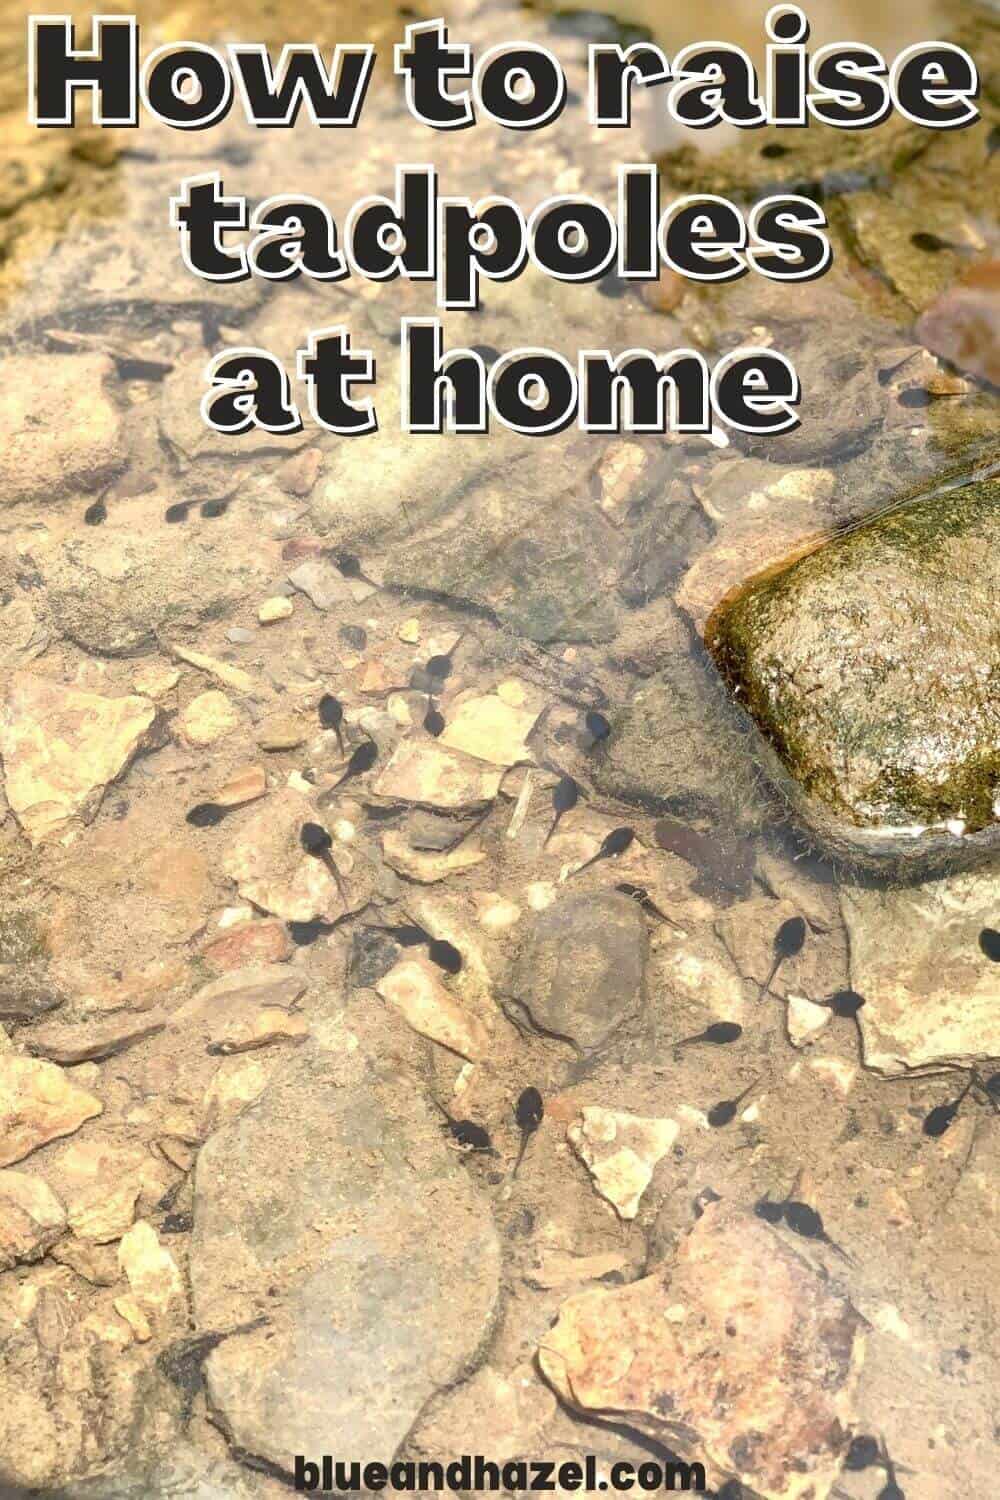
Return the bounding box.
[202,918,291,972]
[223,789,370,922]
[24,1009,167,1065]
[538,1202,865,1500]
[171,965,308,1055]
[381,829,486,883]
[374,741,503,811]
[0,1169,67,1268]
[567,1107,678,1219]
[189,1037,501,1477]
[50,1138,149,1243]
[0,1056,103,1166]
[179,690,241,747]
[0,353,124,506]
[707,471,1000,874]
[376,957,489,1060]
[842,871,1000,1074]
[0,673,157,844]
[505,891,647,1054]
[438,694,537,767]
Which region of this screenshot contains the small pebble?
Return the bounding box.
[259,597,294,624]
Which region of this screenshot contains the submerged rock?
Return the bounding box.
[504,891,647,1054]
[190,1038,500,1477]
[708,466,1000,874]
[538,1201,865,1500]
[0,673,158,845]
[842,871,1000,1075]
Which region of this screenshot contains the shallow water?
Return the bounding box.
[0,1,999,1496]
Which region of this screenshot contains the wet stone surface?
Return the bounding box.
[708,471,1000,873]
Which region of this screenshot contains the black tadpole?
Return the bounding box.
[428,938,462,974]
[318,694,345,752]
[707,1078,759,1128]
[759,916,807,999]
[320,738,378,800]
[432,1099,493,1153]
[844,1434,881,1471]
[755,1193,848,1259]
[616,883,680,928]
[675,1021,743,1052]
[544,775,579,846]
[425,634,465,684]
[923,1076,974,1138]
[84,498,107,525]
[584,709,611,745]
[333,550,378,587]
[424,703,445,737]
[979,927,1000,961]
[288,918,336,946]
[299,821,348,903]
[571,826,635,877]
[512,1086,544,1177]
[823,988,866,1018]
[186,802,227,828]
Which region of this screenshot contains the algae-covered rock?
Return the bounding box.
[708,465,1000,874]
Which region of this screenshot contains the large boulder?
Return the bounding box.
[708,465,1000,874]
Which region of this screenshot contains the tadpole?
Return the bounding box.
[844,1434,881,1471]
[318,693,345,752]
[615,883,680,927]
[333,551,378,587]
[432,1099,493,1153]
[584,709,611,744]
[922,1076,973,1138]
[299,821,348,904]
[544,775,579,845]
[424,704,445,737]
[185,802,228,828]
[425,634,465,684]
[707,1078,759,1128]
[319,738,378,801]
[759,916,807,999]
[571,826,635,877]
[427,938,462,974]
[84,498,107,525]
[978,927,1000,961]
[512,1086,544,1177]
[822,989,866,1018]
[675,1021,743,1051]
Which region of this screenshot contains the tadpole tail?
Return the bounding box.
[321,850,349,905]
[758,955,781,1001]
[542,812,561,848]
[511,1131,531,1179]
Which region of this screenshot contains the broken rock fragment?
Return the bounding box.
[224,787,370,922]
[0,1056,103,1166]
[568,1107,678,1219]
[374,740,503,810]
[842,870,1000,1074]
[538,1202,865,1500]
[376,957,488,1060]
[0,1170,67,1269]
[0,673,157,845]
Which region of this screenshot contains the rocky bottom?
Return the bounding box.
[1,0,1000,1496]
